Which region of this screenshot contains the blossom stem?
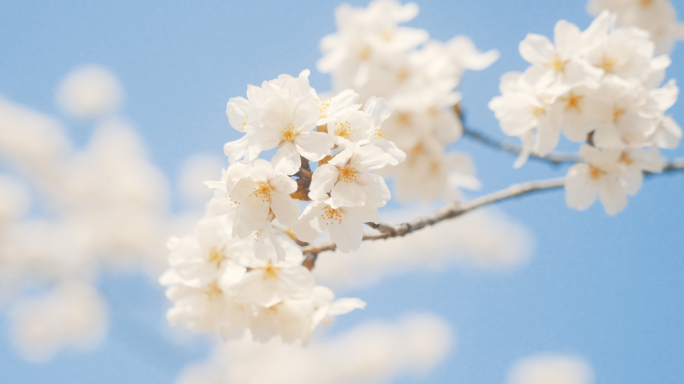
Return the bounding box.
[300,159,684,261]
[462,127,582,166]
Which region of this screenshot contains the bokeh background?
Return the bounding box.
[0,0,683,383]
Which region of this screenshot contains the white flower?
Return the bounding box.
[292,199,380,253]
[588,0,684,54]
[308,143,393,208]
[326,109,374,146]
[232,246,315,308]
[230,160,299,238]
[256,93,334,175]
[313,88,361,125]
[363,97,406,165]
[519,19,601,86]
[205,162,250,216]
[565,145,629,215]
[250,299,314,344]
[312,286,366,327]
[56,66,122,118]
[584,79,654,148]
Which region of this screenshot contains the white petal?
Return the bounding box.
[308,164,339,201]
[270,191,299,225]
[272,141,301,175]
[294,131,335,161]
[330,181,367,208]
[565,164,598,211]
[599,176,628,215]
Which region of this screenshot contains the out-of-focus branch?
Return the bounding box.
[461,127,583,165]
[300,159,684,258]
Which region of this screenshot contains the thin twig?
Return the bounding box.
[301,159,684,257]
[462,127,582,165]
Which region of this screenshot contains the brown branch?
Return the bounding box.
[462,127,582,166]
[300,158,684,259]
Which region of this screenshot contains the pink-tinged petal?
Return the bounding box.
[357,172,391,208]
[565,164,598,211]
[308,164,340,201]
[599,176,627,215]
[330,181,367,208]
[272,141,301,175]
[270,191,299,225]
[519,33,555,65]
[295,131,335,161]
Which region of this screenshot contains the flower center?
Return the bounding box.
[254,181,273,202]
[280,123,298,142]
[261,262,280,281]
[563,93,584,113]
[333,120,355,138]
[339,164,359,183]
[208,246,225,269]
[321,206,342,225]
[550,55,566,73]
[532,106,546,118]
[202,282,223,301]
[613,107,626,123]
[600,56,617,73]
[589,165,604,180]
[358,45,371,60]
[639,0,654,8]
[619,152,634,165]
[318,99,330,119]
[397,112,411,125]
[240,115,250,131]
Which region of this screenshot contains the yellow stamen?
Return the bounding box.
[600,56,617,73]
[280,123,298,142]
[397,112,410,125]
[338,164,359,183]
[613,107,626,123]
[202,282,223,301]
[321,206,342,225]
[589,165,604,180]
[562,92,584,113]
[334,120,355,138]
[254,181,273,202]
[550,56,566,73]
[208,247,225,269]
[619,152,634,165]
[261,262,280,281]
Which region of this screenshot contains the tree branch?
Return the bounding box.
[300,159,684,257]
[462,127,582,166]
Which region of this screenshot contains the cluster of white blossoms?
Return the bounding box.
[490,11,681,215]
[588,0,684,54]
[160,70,402,343]
[318,0,498,202]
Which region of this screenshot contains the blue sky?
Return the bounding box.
[0,0,683,383]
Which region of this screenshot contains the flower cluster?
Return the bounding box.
[588,0,684,54]
[490,11,681,214]
[318,0,498,202]
[161,70,402,342]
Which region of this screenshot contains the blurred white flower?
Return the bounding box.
[507,354,594,384]
[56,65,123,118]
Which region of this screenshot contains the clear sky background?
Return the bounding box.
[0,0,683,383]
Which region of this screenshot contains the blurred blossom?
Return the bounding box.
[57,65,123,119]
[0,175,31,225]
[508,355,594,384]
[313,208,533,290]
[9,281,108,362]
[177,313,452,384]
